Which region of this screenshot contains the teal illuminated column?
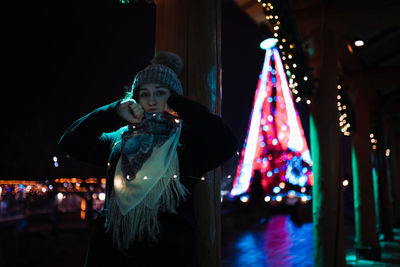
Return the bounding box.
[309,29,345,267]
[351,145,380,258]
[388,123,400,227]
[154,1,222,267]
[349,86,380,260]
[375,121,394,241]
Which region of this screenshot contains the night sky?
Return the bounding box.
[2,0,306,180]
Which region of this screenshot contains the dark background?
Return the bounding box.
[1,0,309,180]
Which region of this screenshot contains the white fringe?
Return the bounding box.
[105,174,189,250]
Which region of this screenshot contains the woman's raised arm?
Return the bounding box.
[167,94,238,174]
[58,101,126,165]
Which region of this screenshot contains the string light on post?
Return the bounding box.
[336,79,353,136]
[257,0,314,104]
[370,133,377,150]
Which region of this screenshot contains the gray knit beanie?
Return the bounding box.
[132,51,183,95]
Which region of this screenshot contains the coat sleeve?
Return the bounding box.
[58,101,127,166]
[167,94,238,174]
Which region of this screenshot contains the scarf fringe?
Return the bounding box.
[105,174,189,250]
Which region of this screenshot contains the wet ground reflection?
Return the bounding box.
[222,215,313,267]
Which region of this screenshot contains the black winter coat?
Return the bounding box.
[59,94,238,267]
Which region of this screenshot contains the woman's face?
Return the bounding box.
[138,83,171,113]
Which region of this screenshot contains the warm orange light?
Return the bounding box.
[86,178,98,184]
[347,43,354,54]
[81,198,86,211]
[80,198,86,220]
[0,180,39,185]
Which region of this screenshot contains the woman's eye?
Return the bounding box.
[156,91,166,96]
[139,93,149,98]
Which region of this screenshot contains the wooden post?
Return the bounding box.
[154,1,222,266]
[375,117,394,241]
[388,121,400,227]
[309,28,345,267]
[348,85,380,260]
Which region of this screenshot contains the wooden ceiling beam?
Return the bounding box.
[292,1,400,36]
[345,66,400,93]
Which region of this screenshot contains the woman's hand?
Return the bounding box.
[117,99,144,123]
[164,92,179,117]
[164,103,178,117]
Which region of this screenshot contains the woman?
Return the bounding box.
[59,51,238,266]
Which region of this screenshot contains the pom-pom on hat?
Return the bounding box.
[132,51,183,95]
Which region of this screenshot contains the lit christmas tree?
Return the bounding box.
[230,39,313,203]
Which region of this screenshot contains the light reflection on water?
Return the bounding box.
[0,181,105,223]
[234,232,267,266]
[223,215,313,267]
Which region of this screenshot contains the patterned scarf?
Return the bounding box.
[106,112,189,250]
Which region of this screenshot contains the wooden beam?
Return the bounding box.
[232,0,265,25]
[292,1,400,35]
[154,1,222,266]
[309,28,345,267]
[350,86,381,260]
[345,66,400,94]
